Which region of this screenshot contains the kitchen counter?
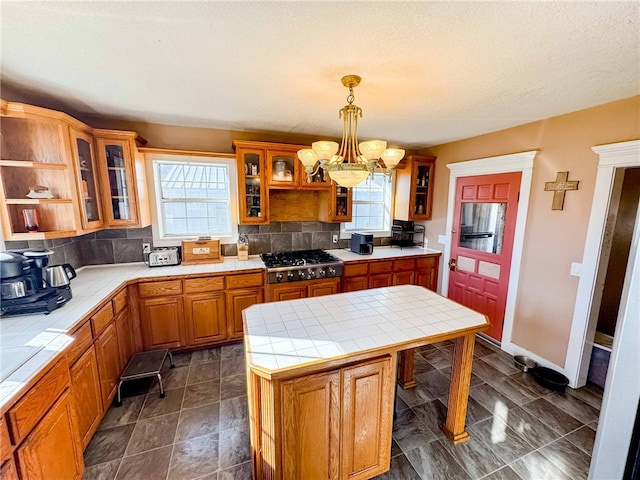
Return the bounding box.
[243,284,479,374]
[0,256,265,410]
[0,248,439,410]
[328,245,441,262]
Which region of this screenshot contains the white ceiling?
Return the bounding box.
[1,1,639,148]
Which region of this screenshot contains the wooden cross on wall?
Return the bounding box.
[544,171,579,210]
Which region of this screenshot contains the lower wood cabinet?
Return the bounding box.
[267,278,340,302]
[227,288,264,339]
[16,390,83,480]
[69,346,103,449]
[341,254,440,293]
[94,323,122,410]
[282,370,341,479]
[115,307,135,368]
[139,296,186,350]
[184,292,227,345]
[342,276,368,292]
[264,355,394,480]
[415,256,439,291]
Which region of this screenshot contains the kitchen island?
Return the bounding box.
[243,284,489,480]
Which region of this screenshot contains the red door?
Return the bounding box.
[448,172,521,341]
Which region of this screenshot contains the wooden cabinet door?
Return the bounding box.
[69,346,103,450]
[308,278,340,297]
[342,276,369,293]
[282,370,341,480]
[16,390,84,480]
[139,296,185,350]
[341,357,394,480]
[115,307,134,369]
[235,146,269,224]
[369,274,392,289]
[268,283,307,302]
[226,288,264,339]
[69,127,103,231]
[184,292,227,346]
[94,323,121,410]
[415,256,440,292]
[393,271,415,286]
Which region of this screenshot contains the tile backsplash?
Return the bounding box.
[4,223,391,269]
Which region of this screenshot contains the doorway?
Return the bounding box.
[442,150,537,351]
[447,172,521,341]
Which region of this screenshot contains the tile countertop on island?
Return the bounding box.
[243,284,485,375]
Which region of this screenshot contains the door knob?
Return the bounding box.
[448,258,457,271]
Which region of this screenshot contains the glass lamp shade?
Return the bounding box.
[312,141,340,160]
[380,148,405,167]
[328,163,370,188]
[359,140,387,160]
[297,149,318,167]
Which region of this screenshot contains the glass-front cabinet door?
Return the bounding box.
[70,128,103,230]
[236,147,269,224]
[95,136,138,226]
[267,150,298,189]
[409,156,436,220]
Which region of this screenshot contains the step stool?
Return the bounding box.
[115,349,175,407]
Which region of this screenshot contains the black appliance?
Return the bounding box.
[0,250,73,317]
[350,232,374,255]
[391,220,425,248]
[260,250,343,283]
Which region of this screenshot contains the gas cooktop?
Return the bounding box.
[260,250,343,283]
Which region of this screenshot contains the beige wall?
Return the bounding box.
[419,96,640,366]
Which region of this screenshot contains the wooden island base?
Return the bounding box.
[243,286,488,479]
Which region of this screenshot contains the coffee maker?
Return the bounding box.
[0,250,73,317]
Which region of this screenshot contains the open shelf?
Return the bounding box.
[5,198,74,205]
[0,160,68,169]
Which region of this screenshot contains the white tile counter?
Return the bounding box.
[328,246,441,262]
[243,284,486,373]
[0,256,265,409]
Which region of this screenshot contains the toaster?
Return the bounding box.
[147,247,181,267]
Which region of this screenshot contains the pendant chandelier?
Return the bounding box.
[297,75,405,188]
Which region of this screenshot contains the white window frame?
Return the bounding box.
[340,172,395,239]
[147,154,238,247]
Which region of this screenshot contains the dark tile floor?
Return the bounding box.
[82,338,602,480]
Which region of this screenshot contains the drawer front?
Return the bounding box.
[393,258,416,272]
[343,262,368,277]
[138,280,183,298]
[369,261,393,274]
[91,302,114,337]
[184,276,225,293]
[112,288,128,314]
[226,272,263,289]
[416,256,438,269]
[67,321,93,365]
[8,358,70,443]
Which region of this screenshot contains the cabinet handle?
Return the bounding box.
[448,258,457,272]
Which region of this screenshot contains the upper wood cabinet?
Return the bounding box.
[94,129,150,228]
[394,154,436,221]
[235,143,269,224]
[319,183,352,223]
[0,101,81,240]
[69,126,103,231]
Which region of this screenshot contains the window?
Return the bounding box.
[152,157,238,241]
[342,173,394,236]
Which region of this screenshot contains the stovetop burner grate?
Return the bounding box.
[260,249,340,268]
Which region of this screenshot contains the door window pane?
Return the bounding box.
[459,202,507,254]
